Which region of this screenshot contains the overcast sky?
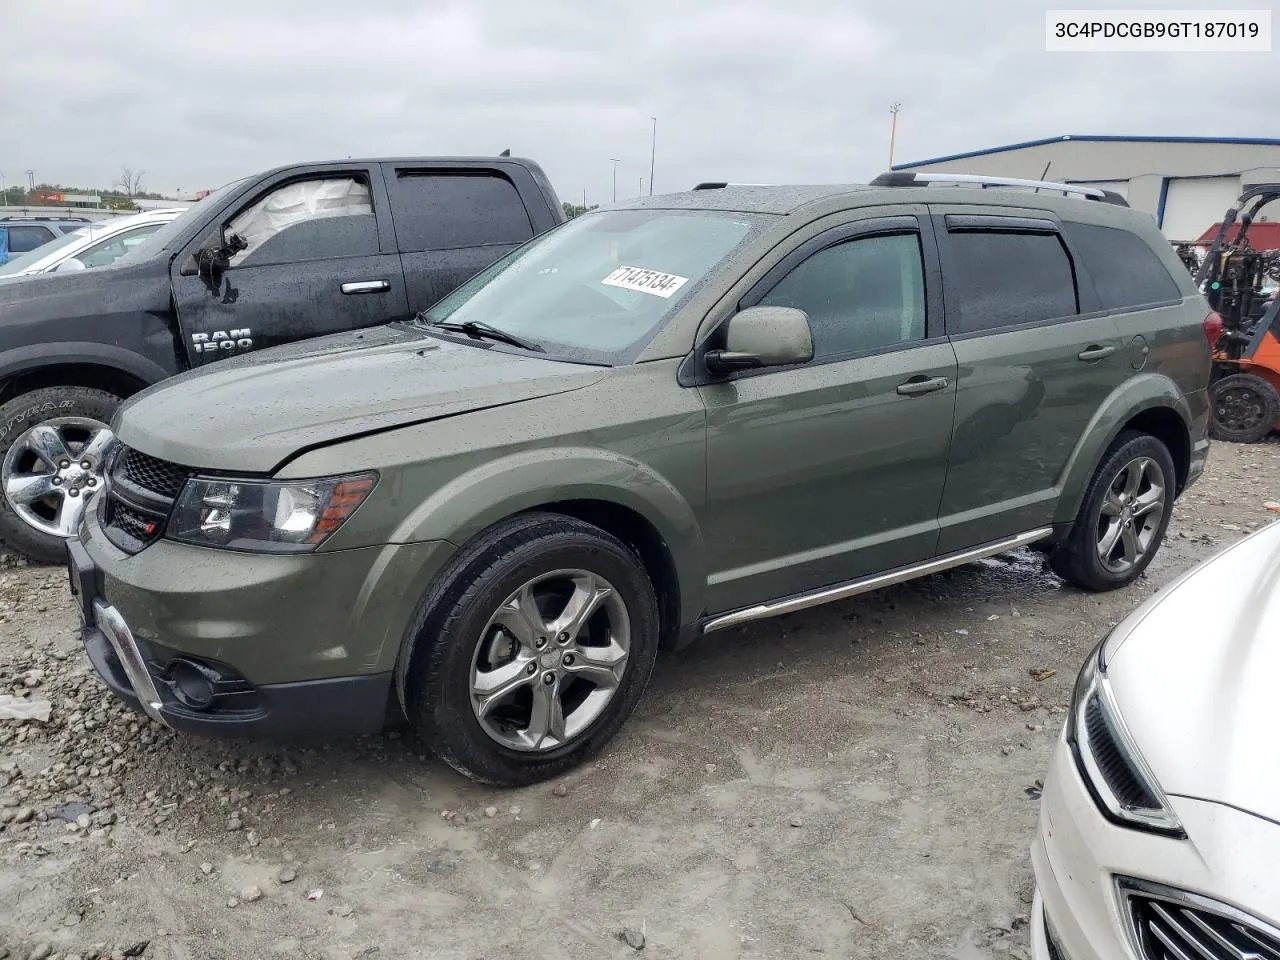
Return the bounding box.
[5,1,1277,204]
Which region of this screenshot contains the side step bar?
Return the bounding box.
[702,527,1054,633]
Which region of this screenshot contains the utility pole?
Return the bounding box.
[25,169,36,191]
[639,177,644,198]
[888,103,902,169]
[649,117,657,196]
[0,171,6,204]
[582,188,587,212]
[610,158,620,203]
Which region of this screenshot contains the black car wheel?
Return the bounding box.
[399,512,660,785]
[1051,431,1176,592]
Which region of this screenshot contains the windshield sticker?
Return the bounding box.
[601,265,690,299]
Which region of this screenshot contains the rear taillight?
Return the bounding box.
[1202,312,1224,350]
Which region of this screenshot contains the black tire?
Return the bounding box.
[398,512,660,786]
[1209,373,1280,444]
[1050,431,1177,592]
[0,386,123,565]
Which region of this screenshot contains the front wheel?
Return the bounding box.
[1050,431,1176,592]
[0,386,122,564]
[400,513,660,785]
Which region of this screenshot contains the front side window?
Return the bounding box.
[946,230,1078,334]
[72,223,165,269]
[757,232,926,360]
[224,176,375,267]
[421,209,765,364]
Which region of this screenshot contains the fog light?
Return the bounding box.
[169,659,217,710]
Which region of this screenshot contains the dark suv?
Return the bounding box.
[0,215,92,262]
[69,172,1213,785]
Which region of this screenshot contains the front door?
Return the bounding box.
[171,167,410,366]
[699,216,959,614]
[929,208,1127,552]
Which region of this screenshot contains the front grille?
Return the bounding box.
[122,448,189,498]
[102,445,189,553]
[1084,694,1159,810]
[1122,880,1280,960]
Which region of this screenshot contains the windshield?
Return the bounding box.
[421,209,766,364]
[0,227,94,276]
[115,176,250,262]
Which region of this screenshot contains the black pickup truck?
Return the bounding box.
[0,156,563,562]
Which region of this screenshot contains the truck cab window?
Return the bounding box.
[225,177,375,267]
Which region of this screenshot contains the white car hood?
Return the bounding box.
[1105,520,1280,825]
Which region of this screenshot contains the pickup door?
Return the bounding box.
[170,163,411,366]
[381,162,542,315]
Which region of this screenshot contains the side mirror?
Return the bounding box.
[705,306,814,375]
[52,258,87,273]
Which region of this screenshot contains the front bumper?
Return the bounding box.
[1031,729,1280,960]
[68,508,454,739]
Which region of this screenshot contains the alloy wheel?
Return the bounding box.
[469,569,631,752]
[1095,455,1165,575]
[2,417,114,539]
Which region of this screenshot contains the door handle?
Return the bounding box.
[341,279,390,295]
[1077,344,1117,362]
[896,375,950,397]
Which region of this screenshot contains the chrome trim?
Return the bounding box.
[93,599,168,726]
[1116,877,1280,960]
[903,172,1106,198]
[703,527,1054,633]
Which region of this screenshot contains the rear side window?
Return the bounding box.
[7,225,55,253]
[1064,222,1181,309]
[389,171,533,252]
[946,231,1077,334]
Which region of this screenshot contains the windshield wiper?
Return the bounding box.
[422,318,544,352]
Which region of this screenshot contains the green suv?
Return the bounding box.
[66,174,1213,785]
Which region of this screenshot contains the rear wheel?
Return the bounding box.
[1051,431,1176,592]
[1209,373,1280,444]
[399,513,660,785]
[0,386,121,564]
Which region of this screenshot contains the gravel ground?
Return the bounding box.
[1,437,1278,960]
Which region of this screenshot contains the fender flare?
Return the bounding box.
[1053,373,1192,526]
[391,445,707,629]
[0,343,171,392]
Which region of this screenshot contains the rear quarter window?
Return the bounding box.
[1064,221,1181,310]
[389,171,534,252]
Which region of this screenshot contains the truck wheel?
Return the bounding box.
[1050,431,1176,592]
[0,386,122,565]
[399,512,660,786]
[1209,373,1280,444]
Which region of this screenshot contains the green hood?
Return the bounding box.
[115,325,607,473]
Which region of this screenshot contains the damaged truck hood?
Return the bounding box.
[115,325,607,473]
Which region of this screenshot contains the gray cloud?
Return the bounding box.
[3,0,1276,203]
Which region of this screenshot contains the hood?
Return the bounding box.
[115,325,608,473]
[1104,520,1280,825]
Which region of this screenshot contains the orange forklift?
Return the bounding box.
[1196,183,1280,443]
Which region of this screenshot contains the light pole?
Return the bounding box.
[648,117,657,196]
[0,170,6,205]
[888,103,902,169]
[639,177,644,198]
[610,158,620,203]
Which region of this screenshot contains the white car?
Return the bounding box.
[1032,519,1280,960]
[0,208,187,280]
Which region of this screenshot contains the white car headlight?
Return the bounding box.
[1067,644,1185,837]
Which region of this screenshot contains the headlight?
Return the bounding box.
[166,473,377,553]
[1066,643,1184,837]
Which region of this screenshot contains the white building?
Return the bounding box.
[893,135,1280,243]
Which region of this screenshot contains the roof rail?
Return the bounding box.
[692,181,773,190]
[0,214,94,221]
[870,171,1129,206]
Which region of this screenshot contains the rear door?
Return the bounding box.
[699,212,958,613]
[381,164,537,314]
[931,207,1126,552]
[170,165,410,367]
